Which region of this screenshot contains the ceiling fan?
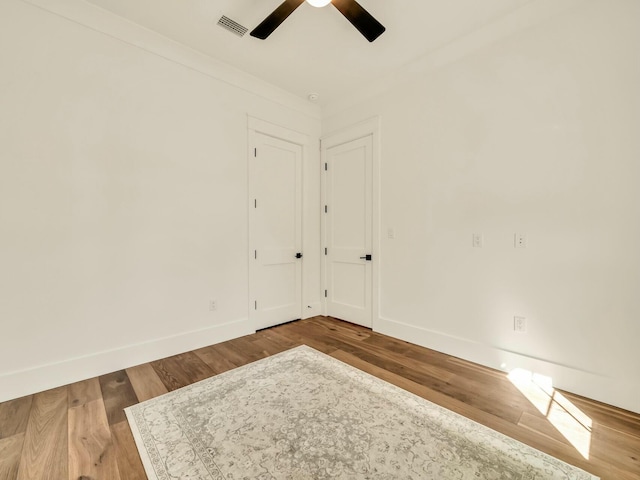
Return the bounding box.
[250,0,385,43]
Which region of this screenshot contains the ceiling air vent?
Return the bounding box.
[217,16,248,37]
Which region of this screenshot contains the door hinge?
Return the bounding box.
[254,147,257,157]
[324,289,328,298]
[324,205,328,213]
[324,162,328,171]
[254,300,257,310]
[324,247,327,255]
[254,198,257,208]
[254,250,257,259]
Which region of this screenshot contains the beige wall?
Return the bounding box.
[324,0,640,412]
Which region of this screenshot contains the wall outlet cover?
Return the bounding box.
[472,233,483,248]
[515,233,527,248]
[514,316,527,332]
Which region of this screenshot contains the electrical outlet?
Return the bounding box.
[209,300,217,311]
[514,316,527,333]
[515,233,527,248]
[387,227,396,239]
[472,233,483,248]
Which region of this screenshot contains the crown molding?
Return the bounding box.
[19,0,322,120]
[323,0,587,118]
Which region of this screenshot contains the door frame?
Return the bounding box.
[248,116,309,331]
[321,116,380,329]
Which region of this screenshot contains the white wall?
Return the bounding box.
[1,0,638,415]
[324,0,640,413]
[0,0,321,401]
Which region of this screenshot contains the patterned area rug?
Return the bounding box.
[125,345,598,479]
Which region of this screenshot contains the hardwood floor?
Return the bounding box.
[1,316,638,479]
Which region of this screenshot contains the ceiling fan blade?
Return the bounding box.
[332,0,385,42]
[250,0,305,40]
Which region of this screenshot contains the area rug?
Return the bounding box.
[125,345,598,479]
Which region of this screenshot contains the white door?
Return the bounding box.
[249,132,303,330]
[324,135,373,327]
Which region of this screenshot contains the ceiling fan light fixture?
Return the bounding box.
[306,0,331,8]
[250,0,385,42]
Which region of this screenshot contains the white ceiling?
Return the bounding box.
[82,0,534,106]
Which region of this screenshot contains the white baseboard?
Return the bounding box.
[374,316,639,414]
[0,318,253,403]
[4,314,636,414]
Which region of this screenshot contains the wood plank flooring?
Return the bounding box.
[0,316,638,479]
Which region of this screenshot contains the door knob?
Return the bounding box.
[295,253,303,259]
[359,254,372,261]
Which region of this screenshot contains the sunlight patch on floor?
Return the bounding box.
[508,368,592,459]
